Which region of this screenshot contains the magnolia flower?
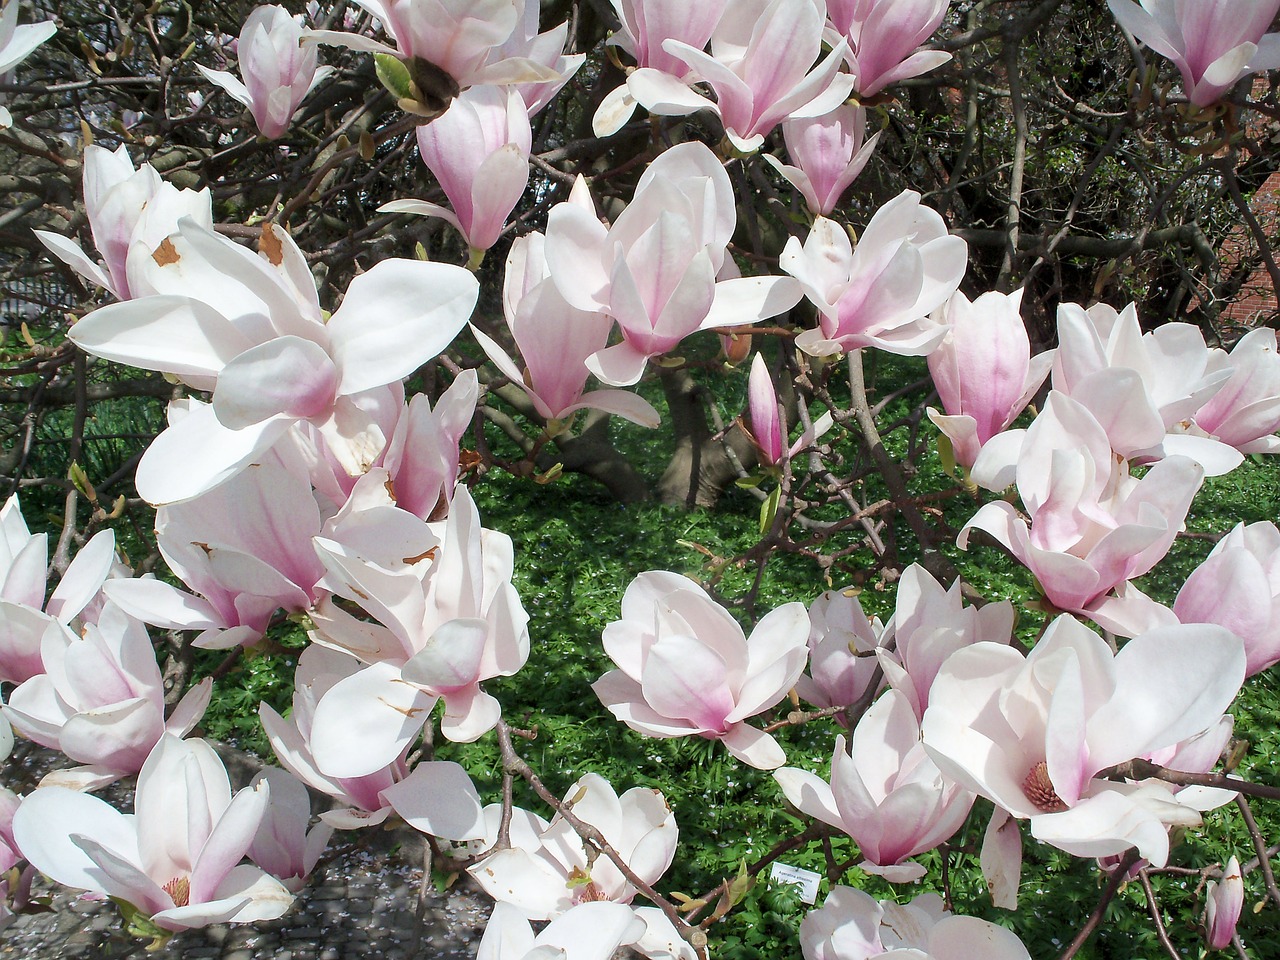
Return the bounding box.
[472,233,660,427]
[783,193,967,357]
[4,603,212,791]
[827,0,953,98]
[307,485,529,775]
[776,689,975,882]
[1204,857,1244,950]
[307,0,559,101]
[1049,301,1238,474]
[381,84,531,252]
[13,735,293,932]
[476,901,647,960]
[488,0,584,116]
[470,773,677,919]
[198,5,333,139]
[1174,521,1280,677]
[543,143,800,386]
[926,288,1053,470]
[921,615,1245,865]
[876,563,1014,720]
[67,219,478,504]
[0,493,118,684]
[746,352,833,466]
[763,104,880,217]
[963,391,1204,635]
[246,767,332,892]
[627,0,855,152]
[592,0,729,136]
[1108,0,1280,106]
[105,454,325,649]
[260,645,410,829]
[1190,328,1280,454]
[795,585,885,716]
[35,144,213,300]
[801,887,1031,960]
[593,571,809,769]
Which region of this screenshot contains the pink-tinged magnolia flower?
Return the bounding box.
[245,767,333,892]
[381,85,531,252]
[782,193,967,357]
[926,288,1054,469]
[0,0,56,128]
[543,143,801,386]
[198,5,334,140]
[260,645,410,829]
[763,104,880,217]
[470,773,677,920]
[746,352,834,466]
[1050,301,1239,474]
[488,0,585,116]
[876,563,1014,720]
[795,585,885,716]
[1174,521,1280,677]
[12,735,293,932]
[1190,328,1280,454]
[1108,0,1280,106]
[801,887,1031,960]
[963,391,1205,635]
[67,219,478,504]
[307,0,560,94]
[921,616,1245,865]
[592,0,729,136]
[826,0,953,98]
[472,233,660,427]
[105,455,324,649]
[0,493,118,684]
[35,144,213,301]
[1204,856,1244,950]
[477,901,647,960]
[306,484,529,775]
[776,689,975,882]
[626,0,855,152]
[592,571,809,769]
[4,603,212,791]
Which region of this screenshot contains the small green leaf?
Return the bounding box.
[759,484,781,534]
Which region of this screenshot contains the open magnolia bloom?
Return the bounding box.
[801,887,1031,960]
[245,767,332,893]
[197,5,333,139]
[627,0,855,152]
[35,144,213,301]
[4,603,211,791]
[1049,302,1239,474]
[1107,0,1280,106]
[776,689,975,882]
[542,143,800,386]
[0,493,119,684]
[826,0,953,99]
[1188,327,1280,455]
[470,773,677,920]
[476,901,648,960]
[763,104,881,217]
[782,193,967,357]
[471,232,660,428]
[67,218,478,504]
[921,615,1245,866]
[964,390,1204,636]
[306,485,529,777]
[13,735,293,933]
[593,571,809,770]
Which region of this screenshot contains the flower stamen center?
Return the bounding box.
[164,875,190,907]
[1022,761,1068,813]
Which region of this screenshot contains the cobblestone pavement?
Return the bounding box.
[3,743,490,960]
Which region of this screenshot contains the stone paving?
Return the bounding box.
[3,742,490,959]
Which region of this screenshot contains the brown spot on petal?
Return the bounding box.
[402,547,437,565]
[152,237,180,267]
[1022,761,1068,813]
[259,223,284,266]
